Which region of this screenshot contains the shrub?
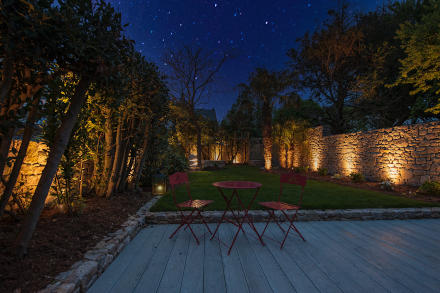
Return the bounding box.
[332,173,343,179]
[417,181,440,197]
[293,166,306,174]
[349,172,365,183]
[380,180,394,191]
[317,168,328,176]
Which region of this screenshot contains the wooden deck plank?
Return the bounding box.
[409,219,440,231]
[356,220,440,266]
[268,222,383,293]
[180,225,206,293]
[156,226,192,293]
[330,221,440,292]
[131,225,179,293]
[315,221,433,293]
[87,228,153,293]
[389,220,440,243]
[241,225,297,293]
[300,222,413,293]
[218,223,249,293]
[230,224,273,293]
[260,223,343,293]
[203,224,226,293]
[343,221,440,284]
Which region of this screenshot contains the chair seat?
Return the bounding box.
[177,199,213,209]
[258,201,299,210]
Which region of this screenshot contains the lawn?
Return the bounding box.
[150,165,438,212]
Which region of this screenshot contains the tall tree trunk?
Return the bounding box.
[117,118,136,192]
[97,107,113,196]
[128,124,149,191]
[196,125,202,169]
[0,55,14,105]
[90,134,101,193]
[116,134,130,192]
[16,77,90,257]
[262,101,273,170]
[0,126,16,181]
[106,115,124,198]
[120,148,135,192]
[0,96,40,217]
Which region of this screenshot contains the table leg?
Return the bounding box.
[210,188,237,240]
[233,187,265,246]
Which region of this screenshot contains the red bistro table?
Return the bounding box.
[210,181,265,255]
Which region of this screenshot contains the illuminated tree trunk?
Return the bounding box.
[0,96,39,217]
[16,77,90,257]
[196,125,202,169]
[279,144,287,169]
[106,114,124,198]
[287,142,294,168]
[0,126,15,180]
[97,107,113,196]
[262,101,272,170]
[129,124,149,191]
[116,119,132,192]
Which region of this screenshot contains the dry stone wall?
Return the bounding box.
[2,140,56,209]
[291,121,440,185]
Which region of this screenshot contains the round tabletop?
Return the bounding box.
[212,181,262,189]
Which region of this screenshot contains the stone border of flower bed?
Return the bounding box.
[146,207,440,224]
[40,195,161,293]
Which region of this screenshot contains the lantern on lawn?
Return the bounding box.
[152,173,167,195]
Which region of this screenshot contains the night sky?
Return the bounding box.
[106,0,383,120]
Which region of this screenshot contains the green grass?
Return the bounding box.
[150,165,438,212]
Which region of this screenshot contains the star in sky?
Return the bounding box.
[106,0,380,120]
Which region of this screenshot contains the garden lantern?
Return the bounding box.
[152,174,167,195]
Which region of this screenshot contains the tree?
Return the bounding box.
[393,0,440,115]
[355,0,436,128]
[164,47,226,168]
[272,96,320,168]
[0,0,58,182]
[16,0,132,257]
[288,5,364,133]
[246,68,290,170]
[221,87,257,163]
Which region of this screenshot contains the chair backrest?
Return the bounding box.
[168,172,192,204]
[279,172,307,206]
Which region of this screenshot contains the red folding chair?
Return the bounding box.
[168,172,213,245]
[258,173,307,248]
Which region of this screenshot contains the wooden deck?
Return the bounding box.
[88,219,440,293]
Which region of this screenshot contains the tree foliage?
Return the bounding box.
[393,0,440,115]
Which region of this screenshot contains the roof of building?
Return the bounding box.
[196,108,217,122]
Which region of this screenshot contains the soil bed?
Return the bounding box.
[0,192,151,293]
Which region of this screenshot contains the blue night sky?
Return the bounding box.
[106,0,384,120]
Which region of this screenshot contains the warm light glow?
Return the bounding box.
[313,157,319,171]
[157,185,163,191]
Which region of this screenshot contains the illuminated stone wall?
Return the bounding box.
[1,140,58,210]
[292,121,440,185]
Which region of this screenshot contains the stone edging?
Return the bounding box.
[40,196,161,293]
[146,207,440,224]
